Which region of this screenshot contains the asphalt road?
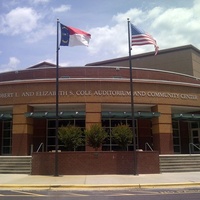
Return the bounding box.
[0,188,200,200]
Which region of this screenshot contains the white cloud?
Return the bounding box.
[147,7,163,21]
[0,7,41,35]
[0,6,55,43]
[25,23,55,43]
[88,0,200,60]
[8,57,20,68]
[151,1,200,49]
[89,24,127,57]
[152,8,193,30]
[112,8,143,24]
[32,0,50,4]
[52,5,71,13]
[0,57,20,72]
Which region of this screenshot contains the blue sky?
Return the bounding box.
[0,0,199,72]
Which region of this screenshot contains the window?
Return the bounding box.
[47,119,85,152]
[101,118,138,151]
[2,121,12,155]
[172,121,181,153]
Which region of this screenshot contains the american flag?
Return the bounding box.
[131,24,159,55]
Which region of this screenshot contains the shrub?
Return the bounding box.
[58,125,83,151]
[85,124,107,151]
[112,124,133,151]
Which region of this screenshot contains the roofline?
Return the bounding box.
[85,44,200,66]
[28,61,56,69]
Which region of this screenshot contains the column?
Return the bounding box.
[85,103,101,151]
[12,105,33,155]
[151,105,173,154]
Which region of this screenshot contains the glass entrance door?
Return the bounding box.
[190,122,200,153]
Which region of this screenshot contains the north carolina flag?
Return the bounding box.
[60,23,91,47]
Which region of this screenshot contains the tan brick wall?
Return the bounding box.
[85,103,101,129]
[151,105,173,154]
[12,105,33,155]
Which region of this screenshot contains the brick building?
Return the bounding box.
[0,45,200,156]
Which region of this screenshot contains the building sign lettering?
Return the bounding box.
[0,90,198,100]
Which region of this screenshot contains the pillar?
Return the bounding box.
[12,105,33,155]
[85,103,101,151]
[151,105,173,154]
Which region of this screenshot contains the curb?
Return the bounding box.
[0,182,200,190]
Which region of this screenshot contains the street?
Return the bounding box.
[0,187,200,199]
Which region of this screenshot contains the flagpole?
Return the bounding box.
[54,18,60,177]
[127,18,137,175]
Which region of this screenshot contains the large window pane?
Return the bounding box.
[2,121,12,155]
[47,118,85,152]
[191,122,198,129]
[172,120,181,153]
[102,118,136,151]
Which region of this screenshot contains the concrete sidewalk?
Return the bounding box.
[0,172,200,190]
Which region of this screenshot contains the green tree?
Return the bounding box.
[58,125,83,151]
[85,124,107,151]
[112,124,133,151]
